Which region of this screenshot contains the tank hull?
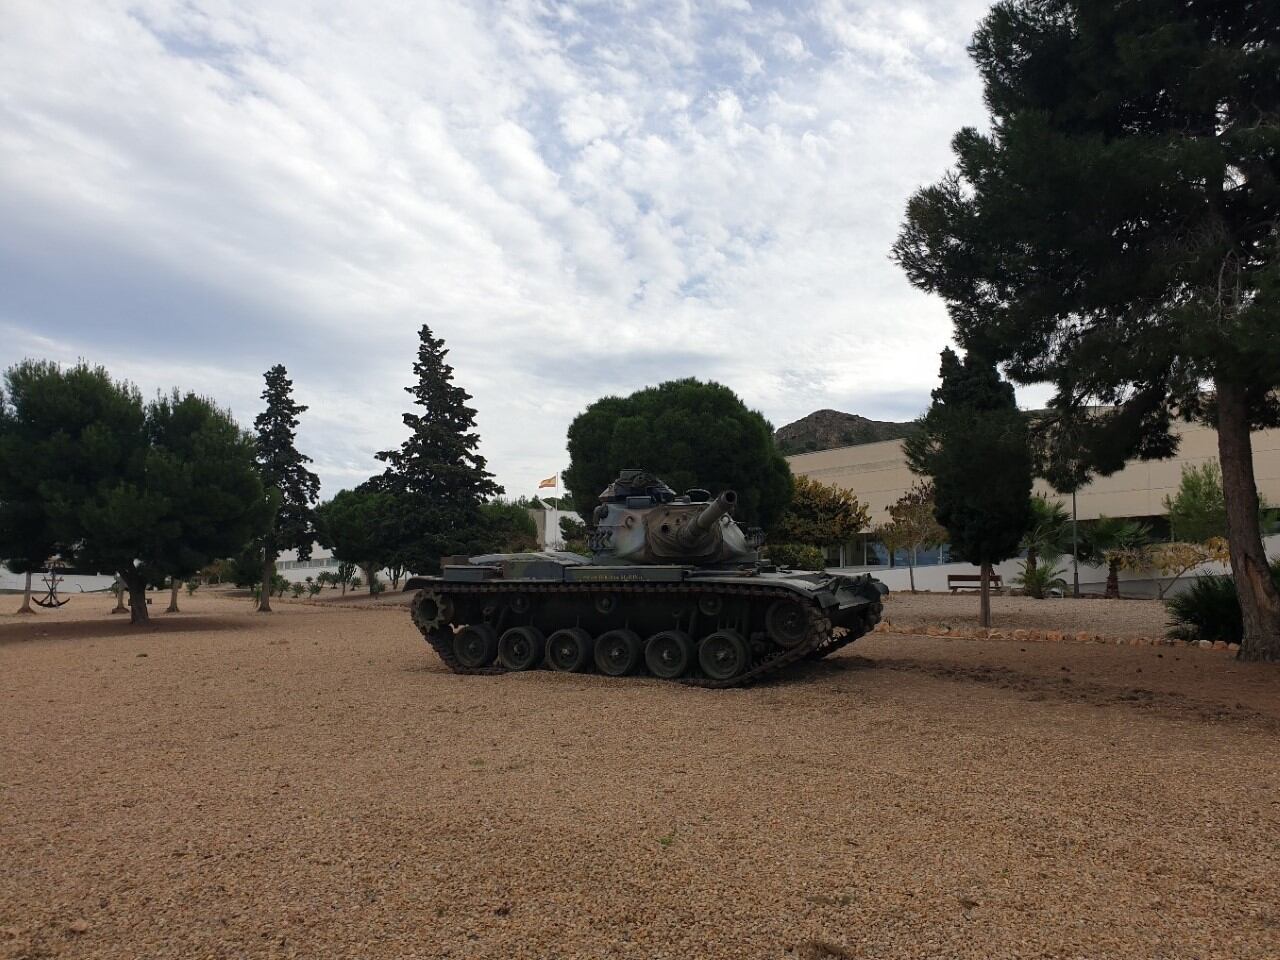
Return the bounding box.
[405,562,886,688]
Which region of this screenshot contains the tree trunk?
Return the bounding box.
[122,570,149,625]
[979,561,992,628]
[16,570,35,614]
[166,580,180,613]
[259,555,274,613]
[1105,559,1120,599]
[907,561,916,594]
[1025,548,1039,599]
[1216,380,1280,661]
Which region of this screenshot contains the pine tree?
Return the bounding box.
[893,0,1280,659]
[904,349,1032,627]
[376,325,501,574]
[254,365,319,613]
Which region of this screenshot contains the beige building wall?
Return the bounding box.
[787,420,1280,529]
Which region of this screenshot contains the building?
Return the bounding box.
[786,419,1280,593]
[527,502,583,551]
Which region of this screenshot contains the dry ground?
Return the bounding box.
[880,592,1172,639]
[3,591,1279,960]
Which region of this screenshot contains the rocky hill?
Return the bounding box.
[774,409,916,456]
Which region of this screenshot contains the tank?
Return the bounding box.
[404,469,887,688]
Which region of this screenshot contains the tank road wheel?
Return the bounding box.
[698,630,750,681]
[593,593,619,615]
[498,626,545,671]
[413,591,456,630]
[454,624,499,668]
[546,628,594,673]
[765,599,809,648]
[644,630,693,679]
[594,629,643,677]
[697,595,723,617]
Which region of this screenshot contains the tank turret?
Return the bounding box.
[589,473,755,566]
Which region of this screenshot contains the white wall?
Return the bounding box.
[0,568,115,595]
[528,507,583,551]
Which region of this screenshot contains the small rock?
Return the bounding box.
[1212,640,1227,650]
[1227,643,1240,652]
[1198,640,1213,649]
[1074,631,1091,643]
[1012,629,1030,641]
[68,919,90,935]
[1046,631,1063,643]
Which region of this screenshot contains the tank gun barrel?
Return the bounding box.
[679,490,737,546]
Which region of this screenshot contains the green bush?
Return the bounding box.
[185,580,199,596]
[369,579,385,595]
[1166,560,1280,643]
[1013,558,1067,599]
[350,575,363,591]
[290,581,305,598]
[766,543,825,570]
[307,581,323,597]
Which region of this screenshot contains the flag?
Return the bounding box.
[538,474,558,489]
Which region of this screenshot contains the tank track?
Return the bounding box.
[409,579,870,689]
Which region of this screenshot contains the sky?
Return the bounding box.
[0,0,1046,498]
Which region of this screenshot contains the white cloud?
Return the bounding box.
[0,0,999,499]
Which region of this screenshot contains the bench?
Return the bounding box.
[948,573,1002,593]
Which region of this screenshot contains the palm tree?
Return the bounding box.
[1020,495,1072,596]
[1082,517,1153,599]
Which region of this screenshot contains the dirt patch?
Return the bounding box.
[882,591,1171,638]
[2,597,1279,959]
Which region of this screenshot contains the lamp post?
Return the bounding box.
[1071,488,1080,599]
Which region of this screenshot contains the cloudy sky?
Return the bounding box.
[1,0,1036,498]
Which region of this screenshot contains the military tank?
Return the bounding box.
[405,469,887,688]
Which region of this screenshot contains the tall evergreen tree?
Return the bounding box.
[893,0,1280,659]
[375,325,501,574]
[905,349,1032,627]
[254,365,319,613]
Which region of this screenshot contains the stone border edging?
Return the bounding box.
[871,620,1239,653]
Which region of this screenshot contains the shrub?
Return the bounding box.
[307,581,323,597]
[185,581,199,596]
[271,573,289,597]
[766,543,825,570]
[1013,557,1067,599]
[350,575,363,591]
[290,581,305,598]
[369,579,385,595]
[1166,560,1280,643]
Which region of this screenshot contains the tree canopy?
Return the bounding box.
[315,484,399,587]
[905,349,1032,626]
[563,378,793,529]
[770,475,868,548]
[893,0,1280,658]
[0,361,265,622]
[876,480,948,593]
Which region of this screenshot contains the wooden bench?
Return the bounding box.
[948,573,1002,593]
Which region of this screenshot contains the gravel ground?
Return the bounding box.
[881,592,1172,638]
[3,592,1279,960]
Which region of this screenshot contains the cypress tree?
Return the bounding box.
[375,325,500,574]
[254,365,319,612]
[904,349,1032,627]
[893,0,1280,658]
